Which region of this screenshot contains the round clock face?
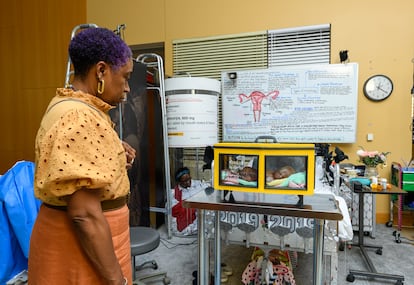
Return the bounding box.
[363,74,393,101]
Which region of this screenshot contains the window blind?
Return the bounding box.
[268,24,331,67]
[172,31,268,80]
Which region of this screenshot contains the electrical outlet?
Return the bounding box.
[367,133,374,141]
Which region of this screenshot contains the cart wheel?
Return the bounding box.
[386,221,393,227]
[375,248,382,255]
[395,232,402,243]
[364,231,370,236]
[151,261,158,270]
[163,277,171,284]
[346,274,355,282]
[393,230,397,236]
[395,280,403,285]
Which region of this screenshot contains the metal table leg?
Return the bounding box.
[197,209,209,285]
[313,218,325,285]
[214,210,221,285]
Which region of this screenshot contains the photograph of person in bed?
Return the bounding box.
[266,165,306,188]
[221,166,258,187]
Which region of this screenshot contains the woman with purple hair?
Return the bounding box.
[29,27,135,285]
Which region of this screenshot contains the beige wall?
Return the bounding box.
[86,0,165,45]
[88,0,414,222]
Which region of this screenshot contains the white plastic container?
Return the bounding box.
[380,178,387,190]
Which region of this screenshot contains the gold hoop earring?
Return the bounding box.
[97,79,105,95]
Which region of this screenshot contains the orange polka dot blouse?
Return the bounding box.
[34,88,130,206]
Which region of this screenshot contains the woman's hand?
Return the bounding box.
[122,141,136,170]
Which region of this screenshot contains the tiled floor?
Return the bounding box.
[133,223,414,284]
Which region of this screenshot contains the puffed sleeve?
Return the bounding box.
[35,108,127,203]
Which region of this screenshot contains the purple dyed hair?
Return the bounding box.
[69,27,132,78]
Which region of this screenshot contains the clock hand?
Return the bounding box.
[378,87,388,94]
[376,84,388,94]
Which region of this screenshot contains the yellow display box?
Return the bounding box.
[214,142,315,195]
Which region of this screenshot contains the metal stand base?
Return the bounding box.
[347,269,404,284]
[347,243,404,284]
[348,183,405,284]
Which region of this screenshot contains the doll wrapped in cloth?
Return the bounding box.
[241,247,296,285]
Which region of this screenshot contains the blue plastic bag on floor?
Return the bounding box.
[0,161,41,285]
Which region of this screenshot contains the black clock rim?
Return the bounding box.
[363,74,393,101]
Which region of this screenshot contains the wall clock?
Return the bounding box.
[363,74,393,101]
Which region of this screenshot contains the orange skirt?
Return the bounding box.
[28,204,132,285]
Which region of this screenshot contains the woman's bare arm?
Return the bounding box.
[66,188,125,285]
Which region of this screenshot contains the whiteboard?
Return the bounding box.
[221,63,359,143]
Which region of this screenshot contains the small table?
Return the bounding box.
[347,182,406,284]
[183,189,343,285]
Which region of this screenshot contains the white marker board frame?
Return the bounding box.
[221,63,359,143]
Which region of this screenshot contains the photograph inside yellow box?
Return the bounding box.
[266,166,306,188]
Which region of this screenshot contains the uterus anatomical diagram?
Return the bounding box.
[238,90,280,122]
